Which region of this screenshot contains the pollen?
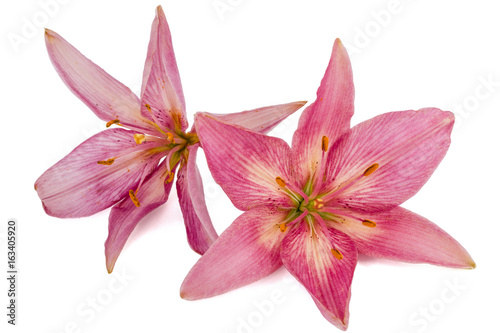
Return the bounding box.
[278,223,287,233]
[129,190,140,207]
[133,134,146,145]
[275,177,286,187]
[331,248,343,260]
[106,119,120,127]
[363,163,379,176]
[322,136,329,152]
[165,172,175,183]
[145,104,152,112]
[167,132,175,143]
[97,158,115,165]
[362,219,377,228]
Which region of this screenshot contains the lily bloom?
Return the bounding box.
[181,39,475,330]
[35,6,305,273]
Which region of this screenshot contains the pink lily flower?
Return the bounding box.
[35,6,305,273]
[181,39,475,330]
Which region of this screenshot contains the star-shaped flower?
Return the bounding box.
[180,39,475,330]
[35,6,305,273]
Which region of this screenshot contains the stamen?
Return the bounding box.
[128,190,140,207]
[167,132,175,143]
[106,119,120,127]
[145,104,152,112]
[275,177,286,187]
[322,136,329,152]
[165,172,175,183]
[331,248,343,260]
[278,223,287,233]
[362,219,377,228]
[133,134,146,145]
[363,163,379,177]
[97,158,115,165]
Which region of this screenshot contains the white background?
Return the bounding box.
[1,0,499,332]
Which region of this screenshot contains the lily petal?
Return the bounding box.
[140,5,188,133]
[206,101,306,134]
[44,29,156,135]
[105,160,174,273]
[323,108,454,212]
[194,113,292,211]
[180,206,289,300]
[35,128,165,217]
[176,144,218,254]
[292,39,354,184]
[329,206,475,269]
[281,223,357,330]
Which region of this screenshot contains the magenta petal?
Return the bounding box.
[35,128,164,217]
[324,108,454,211]
[44,29,156,135]
[194,113,292,211]
[292,39,354,184]
[176,144,218,254]
[180,206,289,300]
[330,206,475,269]
[140,6,187,132]
[281,224,357,330]
[105,160,174,273]
[205,101,306,134]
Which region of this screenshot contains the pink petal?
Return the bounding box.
[291,39,354,185]
[105,160,174,273]
[140,6,188,133]
[323,108,454,212]
[194,113,292,211]
[44,29,157,135]
[329,206,475,269]
[180,206,289,300]
[281,223,357,330]
[176,144,218,254]
[206,101,306,134]
[35,128,165,217]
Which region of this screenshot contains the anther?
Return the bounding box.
[278,223,287,233]
[331,248,343,260]
[128,190,140,207]
[322,136,329,152]
[133,134,146,145]
[165,172,174,183]
[363,163,379,177]
[275,177,286,187]
[362,219,377,228]
[145,104,152,112]
[97,158,115,165]
[167,132,175,143]
[106,119,120,128]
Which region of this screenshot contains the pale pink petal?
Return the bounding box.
[328,206,475,269]
[140,6,187,133]
[176,144,218,254]
[44,29,157,135]
[105,160,174,273]
[291,39,354,185]
[194,113,292,211]
[323,108,454,212]
[35,128,165,218]
[206,101,306,134]
[180,206,289,300]
[281,223,357,330]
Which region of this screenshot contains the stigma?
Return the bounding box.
[133,134,146,145]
